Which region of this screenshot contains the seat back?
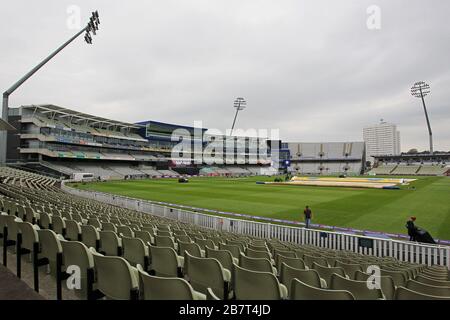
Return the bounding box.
[335,260,362,279]
[246,248,272,260]
[149,245,179,277]
[122,236,148,267]
[406,279,450,297]
[137,267,196,300]
[186,252,227,299]
[205,247,234,272]
[61,240,94,299]
[291,279,355,300]
[80,225,99,249]
[51,216,66,236]
[99,231,121,256]
[239,254,274,274]
[330,273,383,300]
[39,212,52,229]
[102,222,117,232]
[155,235,176,250]
[280,263,322,294]
[219,243,241,259]
[304,254,329,269]
[65,220,81,241]
[313,262,346,287]
[17,221,39,251]
[381,269,407,287]
[234,264,284,300]
[134,230,154,245]
[91,250,138,300]
[178,240,202,258]
[37,229,63,262]
[355,270,396,300]
[394,286,450,300]
[416,275,450,287]
[117,225,134,237]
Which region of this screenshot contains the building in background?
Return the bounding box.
[363,121,401,163]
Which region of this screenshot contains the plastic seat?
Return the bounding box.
[90,248,139,300]
[415,275,450,287]
[233,264,287,300]
[122,236,150,270]
[137,265,205,300]
[134,230,154,246]
[205,246,238,272]
[117,225,134,237]
[60,240,96,299]
[355,270,396,300]
[149,244,183,277]
[80,225,100,251]
[394,286,450,300]
[178,240,205,258]
[65,220,81,241]
[312,262,347,288]
[36,229,64,300]
[38,212,52,229]
[101,222,117,233]
[99,231,122,256]
[155,235,177,251]
[185,252,232,300]
[219,243,242,259]
[51,216,66,236]
[291,279,355,300]
[303,254,328,269]
[381,269,407,287]
[280,263,326,295]
[406,279,450,297]
[277,256,306,272]
[329,273,384,300]
[239,253,276,274]
[246,248,274,264]
[335,260,362,279]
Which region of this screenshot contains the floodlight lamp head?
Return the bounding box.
[233,97,246,110]
[411,81,430,98]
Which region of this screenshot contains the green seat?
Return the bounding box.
[280,263,326,295]
[355,270,396,300]
[65,220,81,241]
[149,244,183,277]
[394,286,450,300]
[330,273,384,300]
[99,231,122,256]
[239,253,276,274]
[406,279,450,297]
[312,262,347,288]
[185,252,232,300]
[381,269,407,287]
[137,265,205,300]
[415,275,450,287]
[233,263,288,300]
[61,240,95,299]
[90,248,139,300]
[122,236,150,270]
[80,225,100,251]
[291,279,355,300]
[335,260,362,279]
[205,246,238,272]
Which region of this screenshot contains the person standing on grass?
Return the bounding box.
[406,216,417,241]
[304,206,312,228]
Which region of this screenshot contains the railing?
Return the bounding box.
[61,182,450,269]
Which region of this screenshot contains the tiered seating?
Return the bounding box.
[391,165,421,175]
[369,164,397,175]
[416,165,449,176]
[0,168,449,300]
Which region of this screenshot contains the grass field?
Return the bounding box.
[75,176,450,240]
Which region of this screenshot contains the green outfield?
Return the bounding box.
[74,176,450,240]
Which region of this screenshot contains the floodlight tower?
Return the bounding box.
[411,81,433,154]
[230,97,246,136]
[0,11,100,164]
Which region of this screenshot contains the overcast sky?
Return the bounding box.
[1,0,449,151]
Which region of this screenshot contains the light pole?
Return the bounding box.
[230,97,246,136]
[0,11,100,165]
[411,81,433,154]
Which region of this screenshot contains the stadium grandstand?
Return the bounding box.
[370,153,450,176]
[0,167,449,300]
[278,141,366,175]
[5,105,273,179]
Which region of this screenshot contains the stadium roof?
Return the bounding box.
[21,104,144,130]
